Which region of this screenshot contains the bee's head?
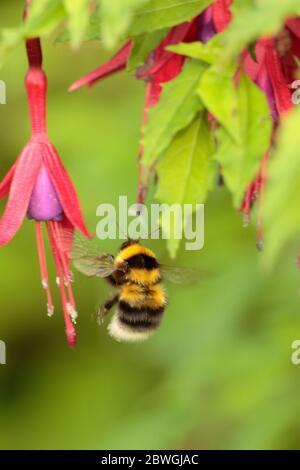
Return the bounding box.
[119,238,140,251]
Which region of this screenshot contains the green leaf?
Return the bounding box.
[25,0,66,37]
[129,0,213,36]
[100,0,149,48]
[156,115,215,204]
[263,107,300,267]
[143,60,205,166]
[156,115,215,257]
[0,0,66,66]
[127,29,167,71]
[213,74,272,208]
[167,35,223,65]
[63,0,90,48]
[161,211,184,259]
[56,11,101,43]
[0,0,65,45]
[198,64,240,143]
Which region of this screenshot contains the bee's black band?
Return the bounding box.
[120,316,159,331]
[127,254,158,270]
[119,301,165,317]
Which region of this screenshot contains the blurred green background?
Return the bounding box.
[1,0,300,451]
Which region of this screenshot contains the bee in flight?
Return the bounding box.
[72,237,198,343]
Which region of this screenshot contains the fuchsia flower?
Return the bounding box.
[69,0,232,203]
[244,38,294,122]
[70,0,232,99]
[241,19,300,241]
[69,0,300,248]
[70,21,197,105]
[136,21,197,106]
[0,38,91,346]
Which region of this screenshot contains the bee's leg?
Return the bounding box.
[98,294,119,325]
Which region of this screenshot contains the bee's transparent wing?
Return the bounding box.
[161,265,204,285]
[72,234,115,278]
[73,253,115,277]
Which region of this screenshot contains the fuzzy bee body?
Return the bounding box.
[107,241,167,342]
[72,237,199,343]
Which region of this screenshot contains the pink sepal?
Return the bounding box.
[69,41,132,91]
[43,143,91,239]
[212,0,233,33]
[0,143,43,246]
[0,164,16,200]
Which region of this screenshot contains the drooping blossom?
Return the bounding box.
[68,0,300,251]
[0,37,91,346]
[244,38,294,122]
[70,0,232,203]
[240,19,300,244]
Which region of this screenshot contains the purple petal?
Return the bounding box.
[27,164,63,221]
[198,7,216,43]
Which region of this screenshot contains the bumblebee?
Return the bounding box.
[72,237,198,343]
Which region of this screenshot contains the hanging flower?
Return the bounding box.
[69,1,232,203]
[0,37,91,347]
[69,0,299,253]
[70,0,233,96]
[240,20,300,244]
[244,38,294,122]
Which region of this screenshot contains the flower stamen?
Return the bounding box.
[35,221,54,317]
[47,222,77,347]
[52,221,77,314]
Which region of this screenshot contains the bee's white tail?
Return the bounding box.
[108,314,154,343]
